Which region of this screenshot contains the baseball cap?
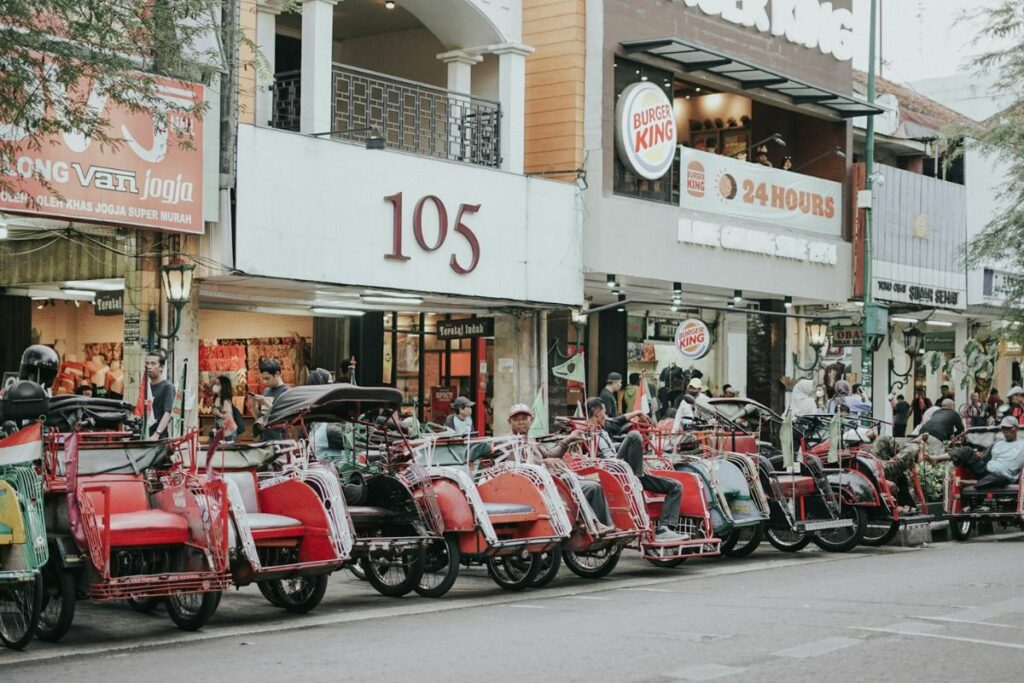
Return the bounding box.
[607,372,622,382]
[1008,386,1024,398]
[508,403,534,418]
[688,377,703,390]
[452,396,475,408]
[1000,416,1019,429]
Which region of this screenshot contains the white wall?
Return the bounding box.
[333,28,446,87]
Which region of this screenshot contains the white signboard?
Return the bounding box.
[679,147,842,237]
[675,318,712,360]
[670,0,854,62]
[235,125,582,306]
[615,82,677,180]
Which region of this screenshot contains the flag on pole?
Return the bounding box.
[551,353,585,383]
[573,401,583,418]
[0,423,44,466]
[780,406,795,470]
[528,384,548,438]
[632,371,652,417]
[827,411,842,463]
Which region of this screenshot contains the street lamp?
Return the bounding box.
[888,326,922,393]
[793,318,829,376]
[148,259,195,351]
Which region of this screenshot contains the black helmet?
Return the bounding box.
[19,345,60,388]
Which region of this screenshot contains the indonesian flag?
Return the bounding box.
[632,371,652,417]
[0,423,44,466]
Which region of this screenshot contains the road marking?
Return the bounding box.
[873,621,942,634]
[565,595,609,601]
[620,587,674,593]
[910,616,1024,631]
[504,604,545,609]
[853,627,1024,651]
[667,663,746,680]
[772,636,862,659]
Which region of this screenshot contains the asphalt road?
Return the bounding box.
[3,534,1023,682]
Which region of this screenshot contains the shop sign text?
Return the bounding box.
[671,0,854,62]
[437,317,494,340]
[875,280,960,307]
[384,193,481,274]
[830,325,861,348]
[615,82,678,180]
[94,290,124,316]
[675,318,712,360]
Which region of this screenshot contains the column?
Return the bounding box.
[953,321,969,405]
[493,312,543,436]
[300,0,337,135]
[437,49,482,162]
[255,1,284,127]
[872,333,892,422]
[121,232,161,409]
[171,235,201,434]
[492,43,533,174]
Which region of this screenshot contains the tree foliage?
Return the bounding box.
[956,2,1024,328]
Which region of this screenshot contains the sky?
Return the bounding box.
[850,0,1002,85]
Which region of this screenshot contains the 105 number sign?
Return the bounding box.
[383,193,481,274]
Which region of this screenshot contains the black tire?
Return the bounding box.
[861,519,900,547]
[721,523,765,558]
[269,575,329,614]
[35,563,75,643]
[348,563,367,581]
[415,535,461,598]
[646,556,687,568]
[0,575,41,650]
[486,554,539,591]
[166,591,221,631]
[563,545,622,580]
[362,550,426,598]
[257,581,286,607]
[127,596,162,614]
[528,549,562,588]
[949,517,972,541]
[812,505,866,553]
[766,526,813,553]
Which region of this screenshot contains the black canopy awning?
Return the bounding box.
[621,38,883,119]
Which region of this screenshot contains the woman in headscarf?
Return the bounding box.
[789,378,819,417]
[827,379,851,414]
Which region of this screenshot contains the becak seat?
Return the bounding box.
[223,471,305,541]
[83,475,190,547]
[773,475,817,497]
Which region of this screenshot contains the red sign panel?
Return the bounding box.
[0,76,205,234]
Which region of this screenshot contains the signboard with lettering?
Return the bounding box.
[615,82,677,180]
[437,317,494,340]
[94,290,124,316]
[923,331,955,353]
[830,325,862,348]
[675,318,712,360]
[0,74,204,234]
[680,148,842,237]
[123,311,141,345]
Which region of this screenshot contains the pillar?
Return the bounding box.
[493,312,543,435]
[953,321,969,405]
[595,309,627,401]
[121,232,161,410]
[747,302,786,413]
[255,1,284,127]
[492,43,533,174]
[0,295,31,375]
[437,49,482,162]
[349,312,384,386]
[170,235,200,434]
[300,0,337,135]
[872,332,892,422]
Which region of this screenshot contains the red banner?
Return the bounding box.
[1,76,205,234]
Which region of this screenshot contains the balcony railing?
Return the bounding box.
[271,64,502,168]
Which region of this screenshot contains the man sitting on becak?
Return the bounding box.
[582,396,687,542]
[504,404,614,535]
[923,416,1024,491]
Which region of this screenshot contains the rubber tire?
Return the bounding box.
[166,591,221,631]
[35,564,75,643]
[270,575,329,614]
[721,523,765,559]
[348,563,367,581]
[486,554,540,591]
[528,549,562,588]
[812,506,866,553]
[861,519,900,547]
[562,546,622,580]
[949,517,973,541]
[127,596,162,614]
[646,556,687,568]
[414,535,461,598]
[766,527,813,553]
[257,581,286,607]
[362,550,426,598]
[0,575,41,650]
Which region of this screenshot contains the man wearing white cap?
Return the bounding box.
[506,404,614,533]
[924,416,1024,490]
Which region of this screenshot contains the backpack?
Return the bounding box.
[232,404,246,435]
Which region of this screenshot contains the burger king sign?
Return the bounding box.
[615,82,677,180]
[675,318,712,360]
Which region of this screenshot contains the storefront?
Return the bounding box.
[575,0,879,411]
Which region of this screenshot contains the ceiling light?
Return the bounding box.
[0,227,8,239]
[670,304,679,312]
[62,279,124,292]
[673,282,682,296]
[312,307,365,317]
[362,295,424,305]
[60,288,96,298]
[783,295,792,309]
[362,289,420,298]
[685,95,691,99]
[733,289,742,303]
[924,320,954,327]
[606,274,618,288]
[891,316,920,324]
[384,0,396,9]
[616,292,626,312]
[695,87,701,92]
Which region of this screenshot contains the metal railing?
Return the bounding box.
[271,64,502,168]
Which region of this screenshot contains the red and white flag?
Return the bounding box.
[632,371,652,417]
[0,423,44,466]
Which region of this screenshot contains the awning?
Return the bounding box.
[621,38,884,119]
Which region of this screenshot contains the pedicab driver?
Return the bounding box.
[506,404,614,534]
[583,397,687,542]
[923,416,1024,490]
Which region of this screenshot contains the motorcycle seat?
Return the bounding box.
[101,509,190,547]
[347,506,399,523]
[773,474,817,497]
[962,484,1020,496]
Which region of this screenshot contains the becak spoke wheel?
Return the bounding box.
[362,549,426,598]
[562,545,622,579]
[766,526,813,553]
[348,562,367,581]
[0,575,42,650]
[269,575,329,614]
[35,563,75,643]
[721,522,765,558]
[528,549,562,588]
[166,591,221,631]
[861,518,900,547]
[415,535,461,598]
[949,517,972,541]
[126,596,163,614]
[486,554,540,591]
[257,581,286,607]
[812,506,866,553]
[646,556,687,568]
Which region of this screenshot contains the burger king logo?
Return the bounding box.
[686,161,705,198]
[614,82,677,180]
[675,318,712,360]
